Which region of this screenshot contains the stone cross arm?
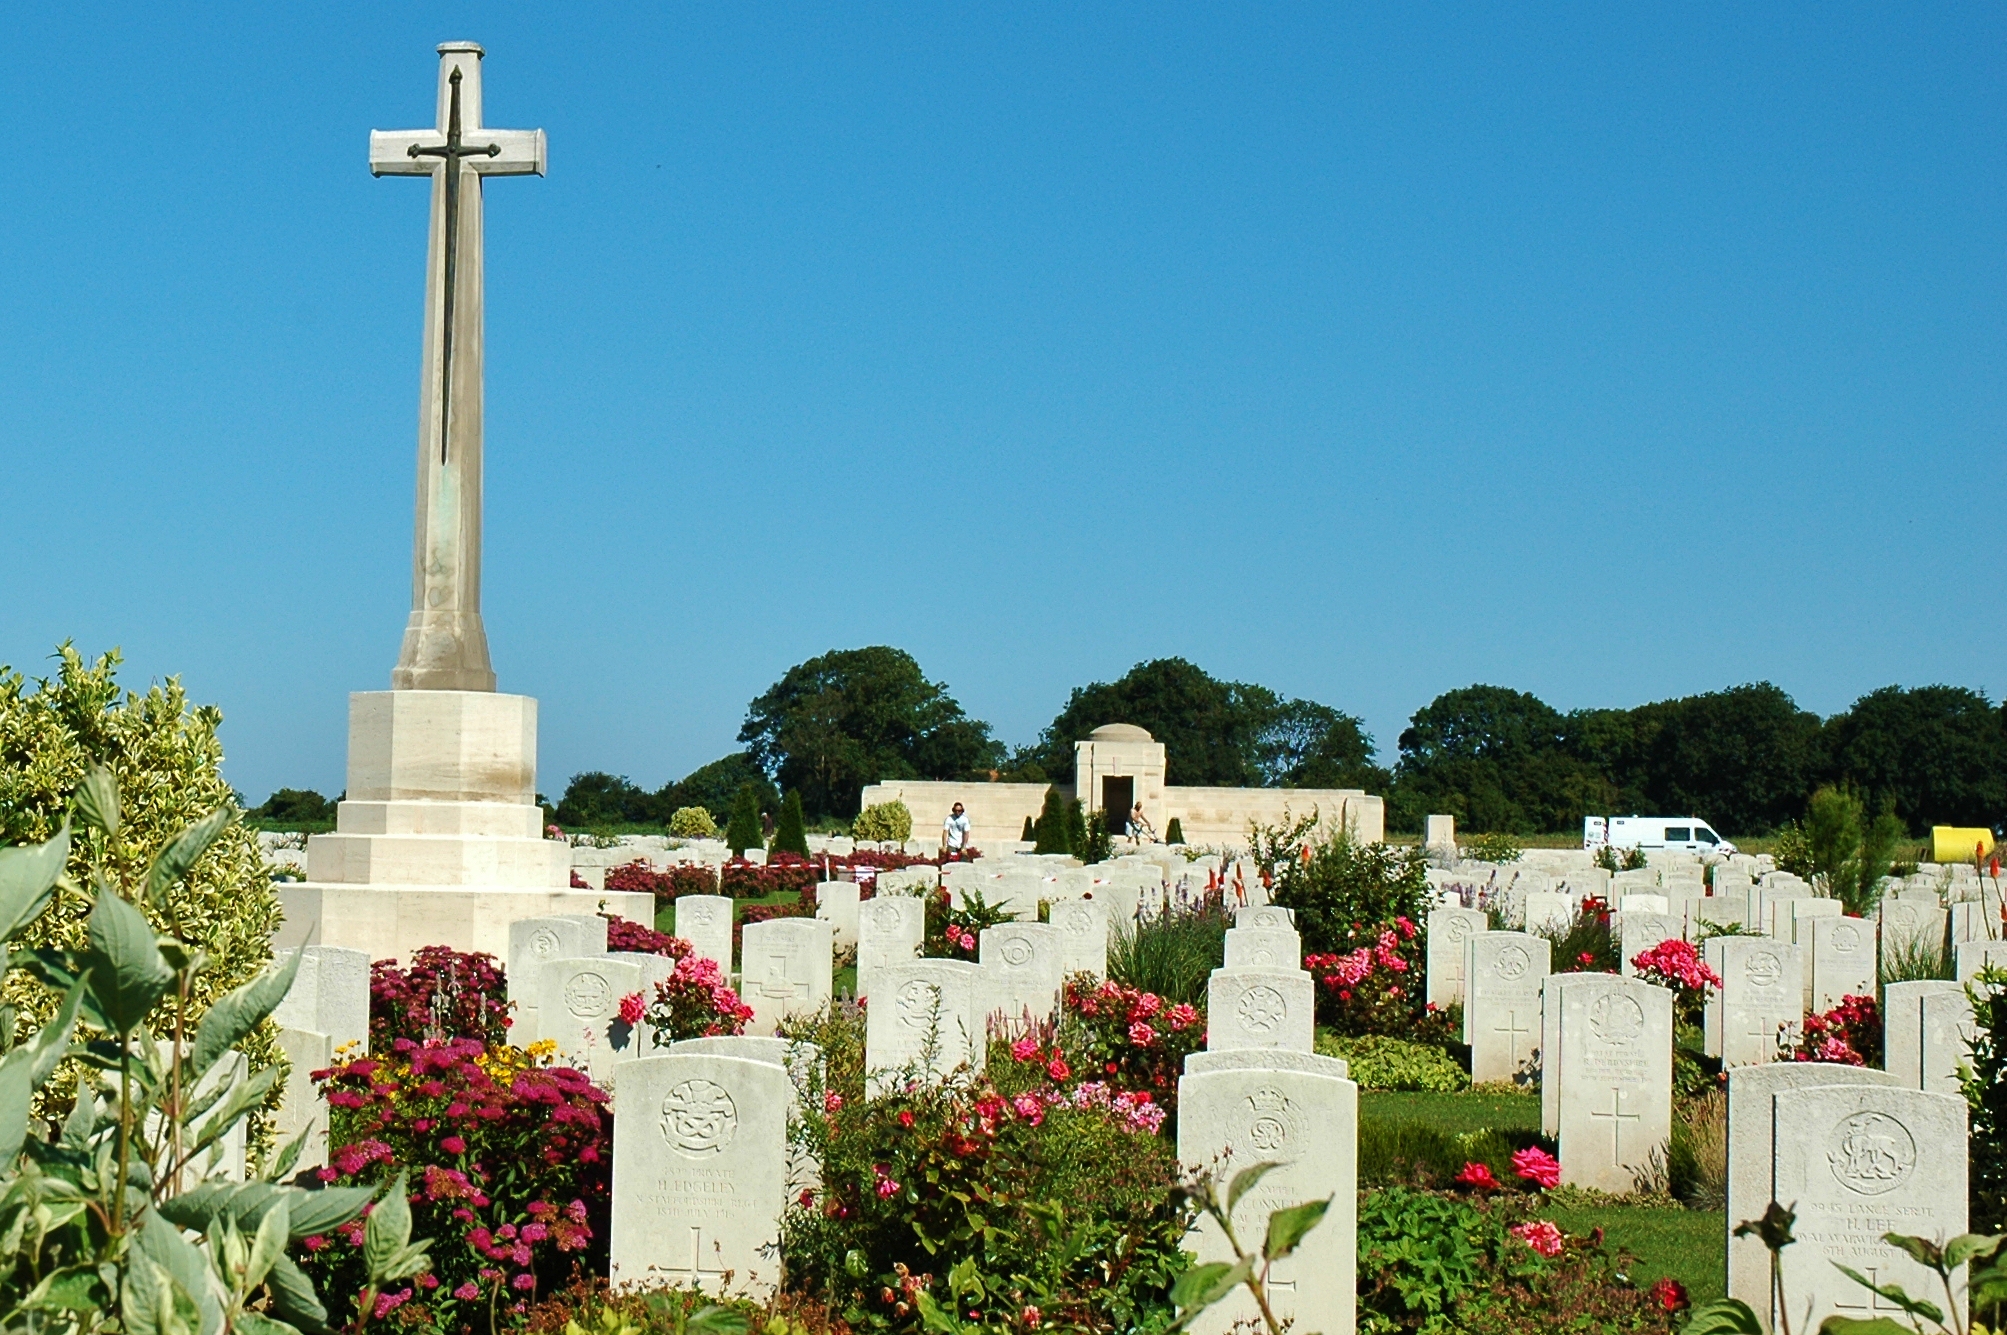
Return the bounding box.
[369,127,546,177]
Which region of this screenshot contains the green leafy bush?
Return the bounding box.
[0,645,281,1113]
[667,805,718,838]
[1968,967,2007,1233]
[1315,1034,1468,1092]
[1462,832,1523,864]
[1356,1186,1679,1333]
[0,776,402,1335]
[773,789,811,857]
[852,801,913,844]
[1256,816,1432,957]
[1787,784,1906,914]
[1538,899,1618,974]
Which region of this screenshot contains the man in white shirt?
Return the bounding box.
[941,802,972,856]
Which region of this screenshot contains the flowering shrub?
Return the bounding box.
[302,1038,610,1328]
[371,947,511,1050]
[1790,993,1880,1066]
[603,861,718,901]
[643,952,754,1042]
[923,886,1015,960]
[721,857,821,899]
[1058,979,1203,1112]
[1357,1185,1678,1334]
[1630,938,1722,1029]
[1544,896,1619,975]
[780,1008,1191,1332]
[1304,915,1424,1035]
[601,915,682,955]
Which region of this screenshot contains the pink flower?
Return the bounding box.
[1011,1037,1040,1062]
[1012,1094,1045,1125]
[1022,1306,1042,1328]
[617,992,645,1026]
[824,1092,844,1114]
[453,1283,480,1301]
[1128,1022,1156,1047]
[1511,1146,1561,1189]
[1167,1003,1198,1031]
[440,1135,467,1155]
[1046,1057,1071,1081]
[511,1273,536,1291]
[1511,1220,1565,1257]
[1454,1161,1499,1190]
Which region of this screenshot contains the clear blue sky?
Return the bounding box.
[1,5,2000,805]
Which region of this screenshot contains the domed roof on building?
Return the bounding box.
[1088,723,1154,742]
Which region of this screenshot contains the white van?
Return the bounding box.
[1583,816,1736,855]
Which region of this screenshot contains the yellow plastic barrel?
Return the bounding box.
[1931,826,1995,863]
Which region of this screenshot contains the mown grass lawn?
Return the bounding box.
[1360,1087,1726,1304]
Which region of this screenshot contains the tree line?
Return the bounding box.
[497,650,2007,838]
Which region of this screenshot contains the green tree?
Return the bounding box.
[739,647,999,820]
[724,782,764,857]
[1596,683,1824,835]
[250,787,335,825]
[1390,685,1605,833]
[553,771,653,827]
[1020,815,1035,842]
[1032,787,1072,854]
[1797,784,1906,915]
[1065,797,1088,859]
[1165,816,1185,845]
[668,751,778,827]
[1257,699,1392,791]
[1825,684,2007,832]
[772,789,810,857]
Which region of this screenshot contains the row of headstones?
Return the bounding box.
[1174,905,1360,1333]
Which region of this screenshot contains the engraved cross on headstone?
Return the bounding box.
[1832,1266,1905,1315]
[661,1225,727,1289]
[1494,1009,1533,1064]
[369,43,546,693]
[1589,1086,1642,1165]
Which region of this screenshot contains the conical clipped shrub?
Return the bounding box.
[1065,798,1088,859]
[1032,787,1071,854]
[1020,815,1036,842]
[772,789,810,858]
[1082,809,1111,865]
[725,782,763,856]
[1165,816,1185,845]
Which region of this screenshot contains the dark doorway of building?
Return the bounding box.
[1102,776,1133,835]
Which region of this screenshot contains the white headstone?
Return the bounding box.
[1223,926,1302,971]
[274,1026,332,1169]
[1724,1062,1901,1312]
[1617,913,1677,977]
[1235,905,1296,931]
[856,894,926,987]
[1522,891,1573,935]
[1463,932,1551,1083]
[610,1053,789,1297]
[1956,939,2007,980]
[674,896,734,974]
[1539,972,1605,1136]
[1878,899,1947,966]
[1554,975,1672,1193]
[1205,968,1315,1053]
[1176,1058,1356,1335]
[539,956,643,1083]
[739,919,834,1036]
[979,922,1065,1027]
[1619,894,1670,915]
[1808,916,1877,1012]
[865,960,984,1090]
[1704,937,1804,1066]
[1423,814,1456,850]
[1052,896,1110,980]
[273,945,372,1056]
[814,881,861,950]
[1882,980,1963,1087]
[1921,987,1978,1095]
[1772,1085,1966,1332]
[1425,907,1486,1009]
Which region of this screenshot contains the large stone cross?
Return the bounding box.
[369,43,545,692]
